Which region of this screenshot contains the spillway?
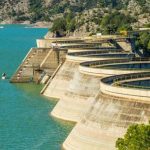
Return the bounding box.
[51,56,150,122]
[63,72,150,150]
[46,48,133,121]
[43,48,125,99]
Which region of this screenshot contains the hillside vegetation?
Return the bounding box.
[116,122,150,150]
[0,0,149,27]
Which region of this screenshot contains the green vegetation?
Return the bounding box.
[51,18,66,33]
[0,0,148,22]
[134,31,150,56]
[100,12,135,34]
[51,12,76,36]
[0,0,149,38]
[51,10,135,35]
[116,122,150,150]
[48,2,72,15]
[29,0,45,23]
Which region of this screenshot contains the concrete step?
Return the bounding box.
[10,48,50,83]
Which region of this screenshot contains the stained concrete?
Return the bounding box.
[63,92,150,150]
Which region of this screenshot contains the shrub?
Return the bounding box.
[116,122,150,150]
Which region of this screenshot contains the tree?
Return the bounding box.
[100,12,134,34]
[51,11,76,35]
[51,18,67,33]
[134,32,150,55]
[29,0,45,23]
[116,122,150,150]
[148,41,150,50]
[65,11,76,32]
[66,19,76,32]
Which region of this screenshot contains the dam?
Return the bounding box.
[11,33,150,150]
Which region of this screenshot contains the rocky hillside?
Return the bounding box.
[0,0,29,24]
[0,0,149,29]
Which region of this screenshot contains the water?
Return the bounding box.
[0,25,73,150]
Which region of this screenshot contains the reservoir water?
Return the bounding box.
[0,25,73,150]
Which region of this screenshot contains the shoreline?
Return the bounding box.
[0,21,51,28]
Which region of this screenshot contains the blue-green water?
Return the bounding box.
[0,25,73,150]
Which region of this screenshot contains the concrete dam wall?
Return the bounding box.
[43,47,134,122]
[10,47,65,83]
[11,35,150,150]
[43,47,124,99]
[10,48,52,83]
[40,38,149,150]
[63,72,150,150]
[63,91,150,150]
[50,58,150,123]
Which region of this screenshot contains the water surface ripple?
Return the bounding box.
[0,25,73,150]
